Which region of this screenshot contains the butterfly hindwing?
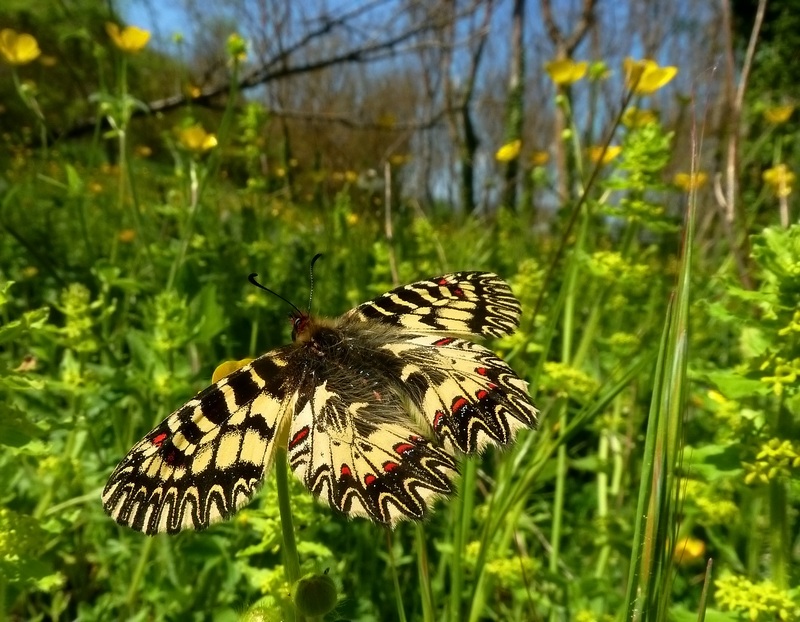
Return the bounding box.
[345,272,521,338]
[102,352,294,534]
[287,365,456,525]
[383,335,537,454]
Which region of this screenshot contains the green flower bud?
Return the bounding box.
[293,571,338,617]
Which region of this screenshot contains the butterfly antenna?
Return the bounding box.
[248,273,303,316]
[308,253,323,312]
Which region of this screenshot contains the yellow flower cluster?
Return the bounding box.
[744,438,800,485]
[715,574,799,622]
[541,361,599,400]
[759,356,800,396]
[763,164,796,198]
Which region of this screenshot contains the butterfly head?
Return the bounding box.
[290,310,312,341]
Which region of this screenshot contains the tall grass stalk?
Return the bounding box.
[622,171,695,621]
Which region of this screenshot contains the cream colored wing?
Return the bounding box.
[102,351,294,534]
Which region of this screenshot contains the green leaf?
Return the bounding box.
[0,405,45,447]
[705,370,769,399]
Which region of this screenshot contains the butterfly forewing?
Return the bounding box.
[103,270,536,534]
[102,353,294,534]
[345,272,521,338]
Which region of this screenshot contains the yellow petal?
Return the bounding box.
[212,359,255,383]
[763,104,794,124]
[106,22,150,54]
[178,125,217,152]
[673,172,708,192]
[544,59,588,85]
[622,107,658,128]
[763,164,796,197]
[0,29,41,65]
[495,139,522,162]
[587,145,622,164]
[624,58,678,95]
[530,150,550,166]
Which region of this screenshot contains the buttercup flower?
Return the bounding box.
[530,150,550,167]
[587,145,622,164]
[763,104,794,124]
[495,140,521,162]
[105,23,150,54]
[544,59,588,85]
[0,29,41,65]
[624,58,678,95]
[622,107,658,128]
[212,358,255,383]
[763,164,795,198]
[673,172,708,192]
[178,124,218,152]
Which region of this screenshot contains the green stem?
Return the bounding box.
[386,530,407,622]
[275,447,301,585]
[126,537,154,608]
[415,524,435,622]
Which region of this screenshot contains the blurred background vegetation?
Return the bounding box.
[1,0,798,620]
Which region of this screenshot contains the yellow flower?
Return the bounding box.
[530,150,550,167]
[624,58,678,95]
[0,29,41,65]
[178,124,218,152]
[622,107,658,127]
[389,153,412,166]
[544,59,588,85]
[212,358,254,383]
[105,23,150,54]
[495,139,521,162]
[763,164,795,198]
[377,113,397,129]
[344,170,358,183]
[763,104,794,124]
[118,229,136,243]
[587,145,622,164]
[673,537,706,565]
[673,172,708,192]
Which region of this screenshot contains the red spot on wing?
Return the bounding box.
[488,383,498,390]
[364,474,376,486]
[476,389,489,400]
[433,337,455,347]
[383,461,399,473]
[340,464,352,478]
[433,410,444,429]
[289,426,309,450]
[394,442,414,455]
[410,435,424,443]
[437,278,448,285]
[451,397,468,413]
[452,288,464,297]
[152,432,168,447]
[476,367,487,376]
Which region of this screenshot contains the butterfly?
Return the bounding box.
[102,271,538,534]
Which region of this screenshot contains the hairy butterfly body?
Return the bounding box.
[103,272,537,534]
